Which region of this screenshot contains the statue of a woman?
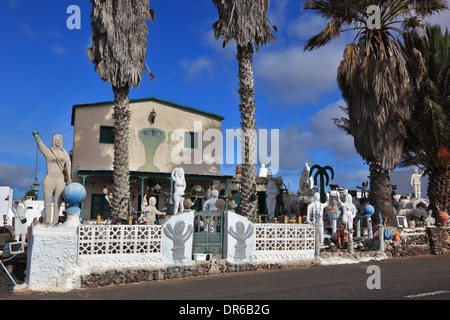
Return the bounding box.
[171,167,186,214]
[32,131,71,225]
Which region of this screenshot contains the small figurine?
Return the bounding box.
[140,196,166,225]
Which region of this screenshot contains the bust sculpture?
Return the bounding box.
[203,189,219,211]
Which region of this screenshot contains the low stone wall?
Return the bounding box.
[80,259,315,289]
[385,226,450,257]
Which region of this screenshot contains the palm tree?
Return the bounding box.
[303,0,447,224]
[400,24,450,214]
[212,0,276,220]
[88,0,155,221]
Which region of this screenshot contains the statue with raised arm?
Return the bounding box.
[32,131,71,225]
[410,169,424,199]
[140,196,166,225]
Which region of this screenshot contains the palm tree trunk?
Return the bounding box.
[237,43,258,221]
[427,170,450,215]
[369,163,394,225]
[111,85,131,221]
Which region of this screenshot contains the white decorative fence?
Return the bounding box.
[252,223,315,262]
[78,225,162,255]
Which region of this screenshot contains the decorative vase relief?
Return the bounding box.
[138,128,166,172]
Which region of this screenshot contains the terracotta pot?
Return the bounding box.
[437,210,449,226]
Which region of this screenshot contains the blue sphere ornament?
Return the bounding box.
[63,182,86,207]
[384,229,393,240]
[363,204,375,216]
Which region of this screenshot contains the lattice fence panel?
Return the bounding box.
[78,225,162,256]
[254,224,315,252]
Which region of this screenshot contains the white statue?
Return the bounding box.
[299,162,313,192]
[306,192,329,245]
[410,169,424,199]
[203,189,219,211]
[171,167,186,214]
[265,180,278,220]
[11,201,28,241]
[257,164,268,177]
[32,131,71,225]
[337,194,357,242]
[140,196,165,225]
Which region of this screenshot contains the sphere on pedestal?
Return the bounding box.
[62,183,86,207]
[363,204,375,216]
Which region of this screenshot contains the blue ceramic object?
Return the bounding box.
[62,182,86,207]
[363,204,375,216]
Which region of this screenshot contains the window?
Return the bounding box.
[91,194,112,219]
[184,131,198,149]
[99,126,114,144]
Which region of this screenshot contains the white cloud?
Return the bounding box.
[255,44,343,106]
[275,100,369,189]
[0,163,34,194]
[179,57,213,82]
[51,45,67,56]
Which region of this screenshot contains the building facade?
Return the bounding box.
[71,97,233,220]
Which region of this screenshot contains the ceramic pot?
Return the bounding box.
[437,210,449,225]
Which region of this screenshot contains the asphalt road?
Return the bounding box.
[5,254,450,304]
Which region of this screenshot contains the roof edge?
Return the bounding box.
[71,97,225,125]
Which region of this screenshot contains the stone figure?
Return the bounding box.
[11,201,27,241]
[299,162,313,191]
[265,180,278,220]
[163,221,193,262]
[337,194,357,242]
[203,189,219,211]
[32,131,71,225]
[410,169,424,199]
[228,221,253,259]
[306,192,329,245]
[171,167,186,214]
[140,196,166,225]
[356,181,369,198]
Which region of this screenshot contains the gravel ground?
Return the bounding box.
[0,250,27,299]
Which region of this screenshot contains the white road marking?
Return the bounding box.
[405,290,450,299]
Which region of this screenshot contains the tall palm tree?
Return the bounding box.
[212,0,276,220]
[88,0,155,221]
[304,0,447,224]
[400,24,450,214]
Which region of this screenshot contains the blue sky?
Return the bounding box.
[1,0,449,200]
